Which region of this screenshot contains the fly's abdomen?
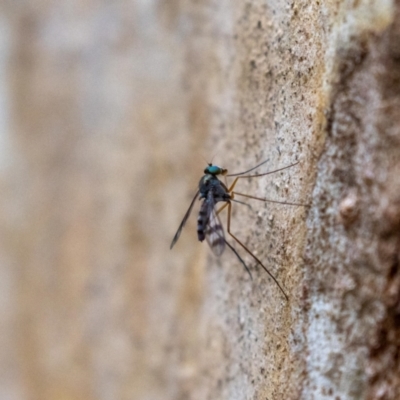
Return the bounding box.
[197,202,208,242]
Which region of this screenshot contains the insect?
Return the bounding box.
[170,158,304,300]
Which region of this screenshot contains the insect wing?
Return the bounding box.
[205,205,225,256]
[170,190,199,249]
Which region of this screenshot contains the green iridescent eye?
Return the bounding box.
[204,165,222,175]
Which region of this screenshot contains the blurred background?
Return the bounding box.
[0,2,214,399]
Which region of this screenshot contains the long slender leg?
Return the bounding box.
[216,202,228,215]
[225,158,270,177]
[227,163,299,193]
[227,176,240,193]
[223,238,253,279]
[217,200,251,215]
[233,191,308,207]
[227,161,299,179]
[226,202,288,301]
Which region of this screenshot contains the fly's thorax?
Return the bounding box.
[198,174,211,190]
[198,174,231,202]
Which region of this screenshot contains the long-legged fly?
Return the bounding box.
[170,158,305,300]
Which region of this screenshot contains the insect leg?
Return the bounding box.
[227,161,299,179]
[226,202,288,301]
[216,202,229,215]
[233,191,309,207]
[227,176,240,193]
[223,239,253,279]
[225,158,270,176]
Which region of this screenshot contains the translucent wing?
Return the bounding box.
[205,203,226,256]
[170,190,199,249]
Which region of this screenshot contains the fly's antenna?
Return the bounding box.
[201,152,218,167]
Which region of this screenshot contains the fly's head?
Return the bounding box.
[199,164,227,199]
[204,164,227,176]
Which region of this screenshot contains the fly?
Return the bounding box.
[170,158,305,300]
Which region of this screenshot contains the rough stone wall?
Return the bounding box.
[0,1,399,400]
